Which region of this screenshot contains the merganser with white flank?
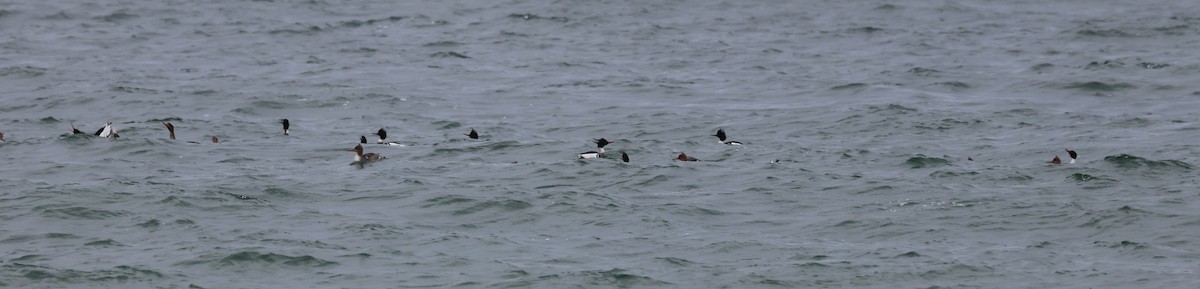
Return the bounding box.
[373,128,403,146]
[96,123,118,139]
[675,152,699,162]
[465,128,479,139]
[1065,148,1077,164]
[620,152,629,163]
[280,119,290,135]
[713,128,742,145]
[163,122,176,140]
[578,138,612,159]
[349,144,384,162]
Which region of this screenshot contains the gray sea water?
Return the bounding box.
[2,0,1199,288]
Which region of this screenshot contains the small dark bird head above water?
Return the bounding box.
[0,130,4,142]
[211,135,219,144]
[712,128,742,145]
[162,122,176,140]
[465,128,478,139]
[360,135,368,144]
[279,119,290,135]
[594,138,612,148]
[374,128,388,141]
[1065,148,1077,164]
[713,129,727,140]
[676,152,698,162]
[69,122,84,134]
[621,152,629,163]
[1048,155,1061,165]
[373,128,403,145]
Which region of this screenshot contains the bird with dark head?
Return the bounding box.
[465,128,479,139]
[163,122,176,140]
[713,128,742,145]
[373,128,402,145]
[676,152,699,162]
[69,122,84,134]
[280,119,290,135]
[578,138,612,159]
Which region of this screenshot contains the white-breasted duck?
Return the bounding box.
[95,122,118,139]
[1065,148,1077,164]
[713,128,742,145]
[578,138,612,159]
[373,128,403,146]
[280,119,290,135]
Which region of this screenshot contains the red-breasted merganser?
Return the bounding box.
[280,119,290,135]
[349,144,384,162]
[1065,148,1077,164]
[578,138,612,159]
[465,128,479,139]
[95,123,118,139]
[163,122,176,140]
[713,128,742,145]
[675,152,699,161]
[373,128,403,146]
[620,152,629,163]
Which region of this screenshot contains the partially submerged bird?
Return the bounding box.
[163,122,176,140]
[373,128,402,146]
[0,130,4,142]
[95,123,118,139]
[576,139,609,159]
[69,122,85,134]
[676,152,699,162]
[280,119,290,135]
[349,144,384,162]
[713,128,742,145]
[1048,155,1061,165]
[465,128,479,139]
[621,152,629,163]
[360,135,368,144]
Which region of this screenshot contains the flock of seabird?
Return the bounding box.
[0,121,1078,166]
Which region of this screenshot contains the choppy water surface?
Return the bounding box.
[2,0,1199,288]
